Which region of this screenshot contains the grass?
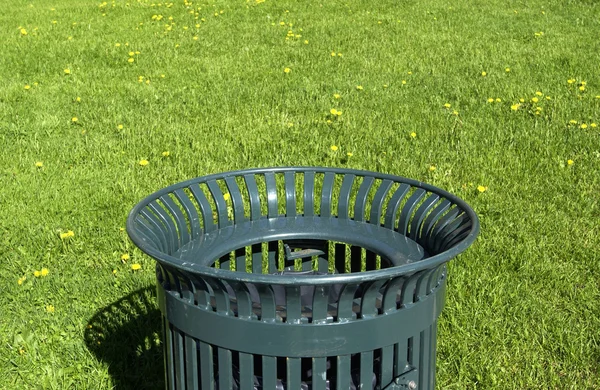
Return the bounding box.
[1,0,599,388]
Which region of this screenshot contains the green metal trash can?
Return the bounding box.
[127,167,479,390]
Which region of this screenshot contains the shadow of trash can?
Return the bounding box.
[127,167,479,390]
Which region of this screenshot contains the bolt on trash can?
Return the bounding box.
[126,167,479,390]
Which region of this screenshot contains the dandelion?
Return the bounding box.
[333,93,341,99]
[76,97,81,102]
[60,230,75,239]
[115,43,121,47]
[331,52,336,57]
[46,305,55,313]
[591,123,597,128]
[24,85,31,90]
[567,79,575,84]
[20,28,28,35]
[452,110,459,116]
[128,58,134,63]
[330,145,338,151]
[569,120,578,125]
[34,270,41,277]
[401,80,407,85]
[511,104,520,111]
[17,276,26,285]
[505,68,510,72]
[347,152,353,157]
[579,86,585,92]
[567,159,574,165]
[546,96,551,100]
[531,97,539,103]
[338,53,342,57]
[580,123,588,129]
[284,67,291,73]
[477,185,488,193]
[41,268,49,277]
[64,68,71,75]
[443,103,451,108]
[481,71,487,77]
[487,98,494,103]
[162,151,170,157]
[193,36,198,40]
[72,117,78,123]
[495,98,501,103]
[330,108,341,116]
[535,91,543,96]
[223,193,231,201]
[131,263,142,271]
[304,40,308,44]
[35,161,43,168]
[112,269,117,274]
[121,253,130,262]
[139,159,149,166]
[429,165,436,171]
[519,98,525,103]
[410,132,417,138]
[356,85,363,90]
[383,84,388,88]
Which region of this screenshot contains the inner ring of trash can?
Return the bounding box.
[175,216,427,269]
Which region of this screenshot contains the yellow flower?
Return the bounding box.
[580,123,588,129]
[162,151,170,157]
[128,51,135,56]
[330,108,341,116]
[579,86,585,92]
[193,36,198,40]
[330,145,338,151]
[139,159,149,166]
[115,43,121,47]
[20,28,28,35]
[505,68,510,72]
[531,97,539,103]
[452,110,459,116]
[337,53,342,57]
[128,58,134,63]
[569,120,578,125]
[487,98,494,103]
[304,40,308,44]
[284,67,291,73]
[567,79,575,84]
[401,80,407,85]
[443,103,451,108]
[76,96,81,102]
[567,159,574,166]
[477,185,488,193]
[60,230,75,239]
[511,104,520,111]
[495,98,501,103]
[346,152,353,157]
[46,305,55,313]
[591,123,597,128]
[331,52,336,57]
[117,124,123,130]
[481,71,487,77]
[410,132,417,138]
[17,276,26,285]
[429,165,436,171]
[72,117,78,123]
[535,91,543,96]
[35,161,43,168]
[121,253,130,261]
[356,85,363,90]
[131,263,142,271]
[41,268,49,277]
[519,98,525,103]
[24,85,31,90]
[333,93,341,99]
[64,69,71,75]
[34,270,41,277]
[223,193,231,201]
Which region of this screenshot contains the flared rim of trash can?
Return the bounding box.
[126,167,480,285]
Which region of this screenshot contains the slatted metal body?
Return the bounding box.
[127,167,479,390]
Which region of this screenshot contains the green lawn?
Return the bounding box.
[1,0,599,388]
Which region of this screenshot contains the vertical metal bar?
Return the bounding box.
[185,335,199,390]
[229,282,255,389]
[190,184,216,232]
[312,284,330,389]
[369,179,393,225]
[320,172,335,217]
[218,348,233,389]
[264,172,279,218]
[383,183,410,229]
[336,355,351,389]
[284,171,296,217]
[224,176,246,223]
[353,176,374,222]
[408,193,440,241]
[287,357,301,389]
[199,341,215,390]
[174,188,202,240]
[360,351,374,390]
[207,180,229,228]
[397,189,426,236]
[243,174,261,220]
[337,174,355,219]
[159,194,191,247]
[164,317,176,389]
[236,248,246,273]
[303,171,315,217]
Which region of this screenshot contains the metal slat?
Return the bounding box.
[243,174,262,220]
[383,184,410,229]
[408,193,440,241]
[353,176,374,222]
[336,355,351,389]
[360,351,374,390]
[207,180,229,228]
[369,179,393,226]
[224,176,246,223]
[174,188,202,240]
[320,172,335,217]
[159,194,191,246]
[164,318,176,390]
[189,184,216,233]
[337,174,355,219]
[397,189,426,236]
[199,341,215,390]
[284,171,296,217]
[303,171,315,217]
[185,335,199,389]
[264,172,279,218]
[218,348,233,389]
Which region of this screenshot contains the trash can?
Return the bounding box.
[126,167,479,390]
